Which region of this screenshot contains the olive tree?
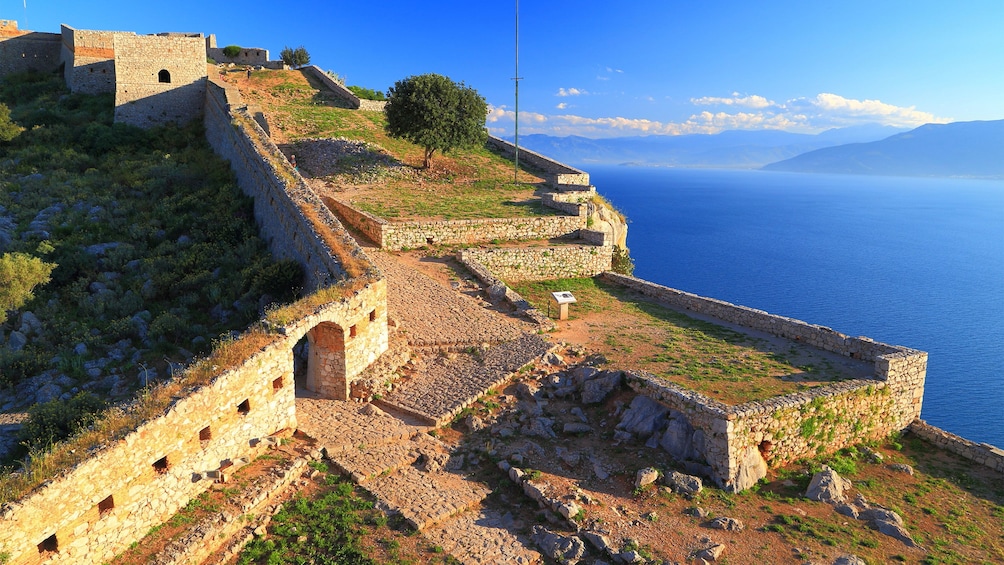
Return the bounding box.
[280,46,311,68]
[384,73,487,169]
[0,252,55,324]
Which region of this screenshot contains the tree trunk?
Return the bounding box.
[423,147,435,169]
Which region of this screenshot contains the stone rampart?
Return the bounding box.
[458,245,612,283]
[0,333,297,565]
[326,197,587,251]
[204,79,377,289]
[908,420,1004,473]
[302,65,361,109]
[486,136,590,188]
[0,21,61,77]
[205,34,270,65]
[60,25,117,95]
[113,34,207,127]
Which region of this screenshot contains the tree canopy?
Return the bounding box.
[384,73,487,169]
[0,252,55,324]
[280,46,311,68]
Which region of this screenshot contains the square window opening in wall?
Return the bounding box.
[238,399,251,415]
[199,426,212,443]
[38,533,58,554]
[369,310,376,322]
[272,376,283,392]
[98,494,115,515]
[349,325,357,338]
[153,456,170,474]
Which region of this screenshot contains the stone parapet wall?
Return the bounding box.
[458,245,612,283]
[324,197,386,246]
[60,25,117,95]
[204,80,377,290]
[0,21,61,77]
[206,44,270,66]
[908,420,1004,473]
[303,65,360,109]
[486,136,590,188]
[541,192,588,216]
[0,338,297,565]
[600,272,909,363]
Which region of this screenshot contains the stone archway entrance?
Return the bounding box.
[304,321,349,400]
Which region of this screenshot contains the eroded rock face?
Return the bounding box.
[727,445,768,493]
[659,414,697,461]
[616,395,669,439]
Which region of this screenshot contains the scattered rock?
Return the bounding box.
[570,406,589,423]
[706,516,744,532]
[663,470,703,497]
[860,507,917,547]
[531,525,585,563]
[557,500,582,520]
[832,555,867,565]
[415,451,449,473]
[860,446,884,463]
[693,543,725,562]
[684,506,710,519]
[562,422,593,434]
[580,370,621,404]
[555,446,581,467]
[465,414,485,432]
[635,467,660,488]
[6,331,27,352]
[570,365,599,386]
[521,417,556,439]
[835,503,859,519]
[805,465,852,504]
[544,352,565,366]
[887,463,914,475]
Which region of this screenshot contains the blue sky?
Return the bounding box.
[8,0,1003,138]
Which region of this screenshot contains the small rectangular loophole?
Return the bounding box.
[98,495,114,515]
[349,325,357,338]
[369,310,376,322]
[272,376,283,392]
[199,426,212,442]
[237,399,251,415]
[153,456,169,474]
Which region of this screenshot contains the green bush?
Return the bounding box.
[347,85,386,101]
[611,245,635,276]
[18,392,106,451]
[0,252,56,324]
[222,45,242,59]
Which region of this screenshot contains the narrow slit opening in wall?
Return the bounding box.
[272,376,283,392]
[153,456,170,474]
[238,399,251,415]
[38,534,58,554]
[349,325,357,338]
[369,310,376,322]
[98,494,114,515]
[199,426,212,443]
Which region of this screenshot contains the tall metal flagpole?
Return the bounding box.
[513,0,521,184]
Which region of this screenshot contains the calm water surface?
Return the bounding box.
[584,166,1004,448]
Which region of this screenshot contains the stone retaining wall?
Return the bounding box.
[486,136,590,188]
[303,65,361,108]
[908,420,1004,473]
[326,197,587,251]
[458,245,612,283]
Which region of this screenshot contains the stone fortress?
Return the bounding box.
[0,19,1001,565]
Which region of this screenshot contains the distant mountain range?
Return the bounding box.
[762,120,1004,178]
[510,119,1004,178]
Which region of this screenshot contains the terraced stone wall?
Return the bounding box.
[326,197,588,251]
[0,338,297,565]
[486,136,590,188]
[0,21,61,77]
[458,245,612,283]
[606,272,927,492]
[908,420,1004,473]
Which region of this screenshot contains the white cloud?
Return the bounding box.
[799,93,948,127]
[605,67,624,74]
[557,87,586,97]
[556,102,567,110]
[691,92,776,109]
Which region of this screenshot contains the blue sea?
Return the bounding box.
[584,166,1004,448]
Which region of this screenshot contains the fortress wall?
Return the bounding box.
[302,65,360,108]
[0,21,61,77]
[204,80,377,290]
[599,272,907,362]
[60,25,118,95]
[541,192,589,216]
[113,34,207,127]
[324,197,387,246]
[206,46,270,66]
[908,420,1004,473]
[458,245,612,283]
[382,214,586,250]
[0,339,296,565]
[486,136,591,188]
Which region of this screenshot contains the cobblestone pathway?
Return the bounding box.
[295,396,541,562]
[368,251,528,348]
[378,333,553,426]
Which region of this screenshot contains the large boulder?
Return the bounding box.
[805,465,852,504]
[659,413,696,461]
[616,395,669,439]
[580,370,621,404]
[663,470,703,497]
[727,445,768,493]
[531,525,585,563]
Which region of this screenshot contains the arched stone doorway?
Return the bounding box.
[303,321,349,400]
